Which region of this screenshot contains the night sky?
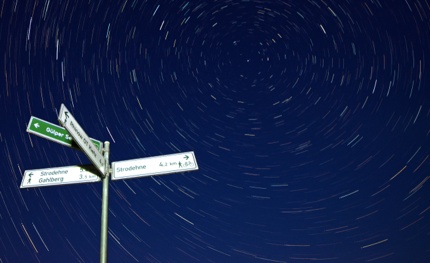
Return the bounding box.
[1,0,430,262]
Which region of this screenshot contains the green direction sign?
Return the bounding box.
[26,116,102,151]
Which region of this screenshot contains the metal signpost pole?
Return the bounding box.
[100,141,110,263]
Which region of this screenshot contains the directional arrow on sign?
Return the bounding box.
[64,111,69,123]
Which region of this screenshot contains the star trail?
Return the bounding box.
[1,0,430,262]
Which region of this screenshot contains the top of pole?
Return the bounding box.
[103,141,110,178]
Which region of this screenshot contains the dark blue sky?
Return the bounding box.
[1,0,430,262]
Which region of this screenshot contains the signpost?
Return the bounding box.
[22,103,199,263]
[27,116,102,151]
[58,104,106,176]
[112,151,198,180]
[20,165,101,188]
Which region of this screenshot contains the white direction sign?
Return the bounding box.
[58,104,106,175]
[112,151,198,180]
[20,165,101,188]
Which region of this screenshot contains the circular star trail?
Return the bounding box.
[1,0,430,262]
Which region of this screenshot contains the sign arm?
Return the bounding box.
[58,104,106,175]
